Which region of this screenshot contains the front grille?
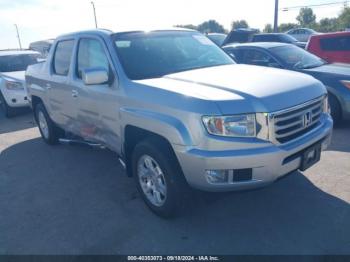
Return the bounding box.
[269,97,324,144]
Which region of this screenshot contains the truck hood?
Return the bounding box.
[136,64,326,114]
[0,71,25,83]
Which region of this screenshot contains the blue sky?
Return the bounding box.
[0,0,346,49]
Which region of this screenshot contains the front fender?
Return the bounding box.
[120,107,193,146]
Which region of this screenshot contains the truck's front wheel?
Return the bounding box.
[132,138,189,218]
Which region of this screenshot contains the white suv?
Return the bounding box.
[0,50,40,117]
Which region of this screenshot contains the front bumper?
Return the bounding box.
[174,114,333,192]
[1,87,29,108]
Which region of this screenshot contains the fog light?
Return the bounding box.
[206,170,229,184]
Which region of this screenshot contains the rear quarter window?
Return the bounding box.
[320,36,350,51]
[53,40,75,76]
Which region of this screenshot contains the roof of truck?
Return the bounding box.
[310,31,350,39]
[57,27,196,39]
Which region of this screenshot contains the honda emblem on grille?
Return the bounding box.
[303,111,313,127]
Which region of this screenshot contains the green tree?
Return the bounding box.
[296,7,316,27]
[231,20,249,30]
[317,18,340,32]
[175,24,198,30]
[338,7,350,30]
[263,24,273,33]
[197,20,226,33]
[278,23,297,32]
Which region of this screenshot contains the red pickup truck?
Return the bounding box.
[306,32,350,64]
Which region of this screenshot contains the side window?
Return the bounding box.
[53,40,74,76]
[320,36,350,51]
[241,50,274,66]
[77,38,110,79]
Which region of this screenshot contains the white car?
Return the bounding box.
[286,28,318,43]
[0,50,40,117]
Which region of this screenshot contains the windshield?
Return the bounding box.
[207,34,227,46]
[0,54,39,72]
[113,31,234,80]
[270,45,325,69]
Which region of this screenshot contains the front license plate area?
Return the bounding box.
[300,143,322,171]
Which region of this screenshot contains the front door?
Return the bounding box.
[71,37,121,151]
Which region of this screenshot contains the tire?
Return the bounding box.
[329,94,341,125]
[132,138,190,218]
[0,91,16,118]
[34,103,63,145]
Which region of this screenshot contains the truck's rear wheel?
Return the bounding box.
[35,103,63,145]
[0,91,15,118]
[132,138,189,218]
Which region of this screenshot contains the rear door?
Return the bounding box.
[298,29,308,42]
[47,39,78,130]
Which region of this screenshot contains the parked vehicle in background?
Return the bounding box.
[29,39,54,59]
[306,31,350,64]
[206,33,227,46]
[286,28,318,42]
[0,50,40,117]
[222,28,259,45]
[223,42,350,123]
[252,33,306,48]
[26,28,332,217]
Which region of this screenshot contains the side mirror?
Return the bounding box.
[82,67,109,85]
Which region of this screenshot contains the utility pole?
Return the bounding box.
[91,1,98,28]
[14,24,22,50]
[274,0,279,32]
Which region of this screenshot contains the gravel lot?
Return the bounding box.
[0,111,349,255]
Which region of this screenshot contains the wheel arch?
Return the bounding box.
[123,125,184,178]
[31,95,44,121]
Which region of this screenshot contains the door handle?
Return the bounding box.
[72,90,78,98]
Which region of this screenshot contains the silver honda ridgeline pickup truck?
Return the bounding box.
[26,28,333,217]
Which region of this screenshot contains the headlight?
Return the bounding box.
[323,95,330,114]
[341,80,350,90]
[5,81,24,91]
[202,114,256,137]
